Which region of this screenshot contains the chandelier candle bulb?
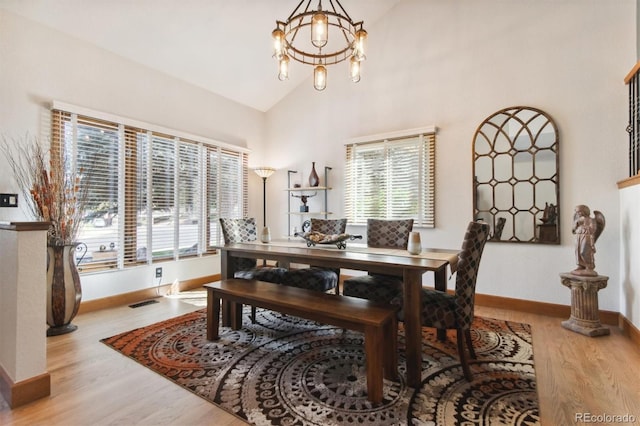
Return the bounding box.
[278,55,289,81]
[354,29,368,61]
[350,56,361,83]
[272,29,285,59]
[311,12,328,47]
[314,64,327,91]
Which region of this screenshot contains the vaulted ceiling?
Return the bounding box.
[0,0,401,112]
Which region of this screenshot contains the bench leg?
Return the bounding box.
[383,317,399,382]
[364,325,384,404]
[207,290,221,341]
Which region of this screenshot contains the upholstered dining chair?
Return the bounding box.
[280,218,346,294]
[304,217,347,279]
[342,218,414,303]
[307,218,348,236]
[219,218,288,321]
[393,221,490,381]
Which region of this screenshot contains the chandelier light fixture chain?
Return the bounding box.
[272,0,367,91]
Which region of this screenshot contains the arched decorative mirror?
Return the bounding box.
[473,106,560,244]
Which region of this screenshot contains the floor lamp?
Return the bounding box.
[253,167,276,244]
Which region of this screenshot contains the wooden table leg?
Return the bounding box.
[221,250,232,327]
[434,267,447,342]
[403,269,423,388]
[230,301,243,330]
[206,289,220,341]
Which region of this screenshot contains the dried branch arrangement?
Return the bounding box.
[1,134,90,245]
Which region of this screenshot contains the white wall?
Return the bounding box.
[620,184,640,329]
[0,1,637,323]
[0,9,267,301]
[265,0,635,312]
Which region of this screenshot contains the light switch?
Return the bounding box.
[0,193,18,207]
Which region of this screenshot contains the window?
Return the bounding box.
[51,104,248,271]
[345,127,436,227]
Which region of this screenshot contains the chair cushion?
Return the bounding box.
[234,267,287,284]
[392,288,457,329]
[233,257,258,272]
[281,268,338,292]
[343,275,402,303]
[420,289,458,329]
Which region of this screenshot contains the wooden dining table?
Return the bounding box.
[214,240,459,389]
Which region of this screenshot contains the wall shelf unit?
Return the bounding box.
[287,167,332,236]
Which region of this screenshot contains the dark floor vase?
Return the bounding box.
[46,244,82,336]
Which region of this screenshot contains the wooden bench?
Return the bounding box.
[205,279,398,404]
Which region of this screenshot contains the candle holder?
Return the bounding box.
[407,231,422,255]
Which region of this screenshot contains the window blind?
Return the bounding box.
[177,140,200,257]
[122,126,145,266]
[150,134,176,260]
[345,131,436,227]
[51,105,249,271]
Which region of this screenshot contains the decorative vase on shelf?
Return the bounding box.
[407,231,422,255]
[46,242,85,336]
[308,162,320,187]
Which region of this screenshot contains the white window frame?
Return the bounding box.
[345,126,436,227]
[51,101,249,272]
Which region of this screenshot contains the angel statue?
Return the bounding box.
[571,205,605,277]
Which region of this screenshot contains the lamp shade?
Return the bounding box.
[253,167,276,179]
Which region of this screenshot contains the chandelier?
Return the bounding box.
[272,0,367,91]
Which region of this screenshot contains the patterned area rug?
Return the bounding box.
[102,308,539,425]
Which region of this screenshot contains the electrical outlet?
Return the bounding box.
[155,267,163,278]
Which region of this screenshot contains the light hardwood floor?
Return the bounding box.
[1,293,639,426]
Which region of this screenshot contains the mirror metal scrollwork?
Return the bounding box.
[473,106,560,244]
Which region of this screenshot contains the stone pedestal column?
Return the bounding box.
[559,273,610,337]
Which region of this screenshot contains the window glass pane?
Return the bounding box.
[178,141,200,257]
[51,106,249,271]
[353,146,386,220]
[74,117,120,269]
[219,150,244,218]
[345,131,435,227]
[151,135,175,260]
[207,147,220,248]
[388,139,420,218]
[129,130,149,263]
